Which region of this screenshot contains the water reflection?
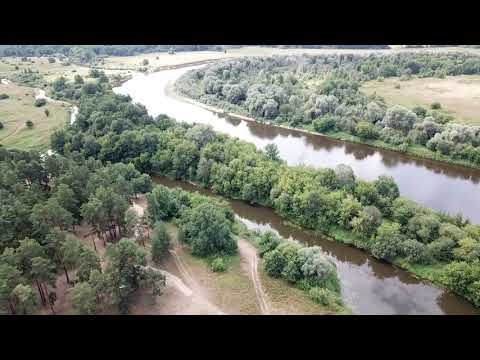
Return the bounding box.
[114,66,480,222]
[153,175,480,315]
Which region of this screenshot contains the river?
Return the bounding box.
[154,176,479,315]
[114,66,480,224]
[114,66,480,314]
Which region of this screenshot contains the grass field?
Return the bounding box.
[0,82,69,150]
[362,75,480,125]
[0,57,132,84]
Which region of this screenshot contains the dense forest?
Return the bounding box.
[176,53,480,168]
[44,74,480,307]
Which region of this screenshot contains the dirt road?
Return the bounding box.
[237,238,270,315]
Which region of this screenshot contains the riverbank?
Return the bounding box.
[155,175,479,311]
[172,81,480,171]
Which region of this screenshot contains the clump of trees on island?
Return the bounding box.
[176,53,480,168]
[46,79,480,307]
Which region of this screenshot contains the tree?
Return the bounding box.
[297,246,340,292]
[370,222,404,261]
[76,247,101,282]
[338,195,362,228]
[151,222,170,263]
[382,105,418,134]
[374,175,400,201]
[0,263,22,314]
[178,202,236,257]
[59,237,82,284]
[351,206,382,239]
[265,143,280,162]
[104,239,165,314]
[68,282,98,315]
[31,257,56,310]
[123,208,140,238]
[25,120,34,128]
[11,284,37,315]
[334,164,355,191]
[258,231,281,257]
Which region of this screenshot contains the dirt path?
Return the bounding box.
[237,238,270,315]
[130,197,225,315]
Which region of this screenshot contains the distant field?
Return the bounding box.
[0,82,69,150]
[100,46,480,72]
[0,57,131,83]
[362,75,480,125]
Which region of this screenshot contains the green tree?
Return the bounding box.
[178,202,236,257]
[265,143,280,162]
[11,284,37,315]
[76,247,101,282]
[69,282,98,315]
[151,222,170,263]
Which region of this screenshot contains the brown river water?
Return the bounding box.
[114,66,480,314]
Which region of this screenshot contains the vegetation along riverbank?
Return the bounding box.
[45,74,480,308]
[176,52,480,170]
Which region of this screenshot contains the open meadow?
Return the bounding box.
[0,82,69,150]
[362,75,480,125]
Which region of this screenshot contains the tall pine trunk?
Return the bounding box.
[63,265,70,284]
[36,279,46,306]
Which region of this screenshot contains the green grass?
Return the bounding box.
[0,82,69,151]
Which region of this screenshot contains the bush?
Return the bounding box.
[431,102,442,110]
[211,257,226,272]
[263,248,285,278]
[356,121,379,140]
[427,237,456,262]
[394,84,401,89]
[401,239,431,264]
[412,106,427,118]
[25,120,34,128]
[0,121,3,130]
[44,109,50,117]
[308,287,343,308]
[258,231,281,257]
[34,98,46,107]
[0,93,9,100]
[313,116,336,132]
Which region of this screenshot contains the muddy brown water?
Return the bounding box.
[154,176,479,315]
[114,66,480,224]
[114,66,480,314]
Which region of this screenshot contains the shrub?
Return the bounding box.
[44,109,50,117]
[0,93,9,100]
[356,121,379,140]
[263,248,285,278]
[427,237,456,262]
[313,116,336,132]
[211,257,226,272]
[0,121,3,130]
[34,98,46,107]
[297,246,340,292]
[401,239,431,264]
[258,231,281,257]
[25,120,34,128]
[431,102,442,110]
[308,287,343,308]
[394,84,401,89]
[412,106,427,118]
[370,222,404,261]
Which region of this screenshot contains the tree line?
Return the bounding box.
[49,79,480,307]
[176,53,480,168]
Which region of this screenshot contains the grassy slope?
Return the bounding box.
[0,83,69,151]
